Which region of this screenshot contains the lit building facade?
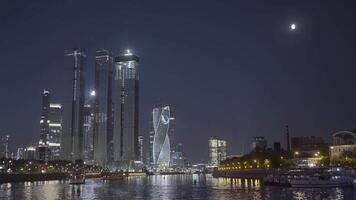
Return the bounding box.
[83,104,94,164]
[39,90,50,146]
[153,106,173,168]
[38,90,62,160]
[209,136,227,166]
[48,103,62,160]
[62,48,86,161]
[93,50,113,166]
[252,136,267,151]
[0,135,10,159]
[330,131,356,158]
[170,143,185,168]
[24,145,37,160]
[148,121,155,166]
[16,148,24,160]
[38,90,50,161]
[138,135,144,162]
[112,50,139,168]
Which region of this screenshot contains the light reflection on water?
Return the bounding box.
[0,174,354,200]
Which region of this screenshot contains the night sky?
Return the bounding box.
[1,0,356,162]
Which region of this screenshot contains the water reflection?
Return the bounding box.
[0,174,354,199]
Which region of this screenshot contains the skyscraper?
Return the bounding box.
[152,106,174,168]
[209,136,227,166]
[93,50,113,166]
[48,103,62,160]
[138,135,144,162]
[148,121,154,166]
[83,104,94,164]
[16,148,24,160]
[39,90,50,161]
[39,90,50,146]
[62,48,86,161]
[0,135,9,159]
[39,90,62,160]
[112,50,139,168]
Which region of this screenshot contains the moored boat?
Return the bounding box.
[101,172,125,181]
[290,174,353,188]
[69,173,85,184]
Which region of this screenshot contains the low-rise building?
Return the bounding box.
[329,131,356,158]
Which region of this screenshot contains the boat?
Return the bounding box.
[290,174,353,188]
[101,172,125,181]
[69,166,86,184]
[69,173,85,184]
[263,174,291,186]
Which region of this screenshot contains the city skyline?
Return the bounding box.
[1,1,356,162]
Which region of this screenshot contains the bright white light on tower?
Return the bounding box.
[290,23,296,30]
[124,49,133,56]
[90,90,96,96]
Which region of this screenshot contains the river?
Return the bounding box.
[0,174,354,199]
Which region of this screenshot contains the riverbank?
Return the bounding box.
[212,169,272,179]
[0,173,68,183]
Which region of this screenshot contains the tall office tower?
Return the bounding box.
[209,136,227,166]
[153,106,174,169]
[62,48,86,161]
[148,122,155,166]
[168,107,175,148]
[48,103,62,160]
[0,135,10,158]
[39,90,50,145]
[138,135,144,162]
[83,104,94,164]
[170,143,185,168]
[113,50,139,168]
[39,90,51,161]
[93,50,113,166]
[16,148,24,160]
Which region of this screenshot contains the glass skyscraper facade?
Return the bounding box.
[62,48,86,161]
[138,135,144,162]
[0,135,9,159]
[83,104,94,164]
[39,90,50,146]
[48,103,62,160]
[153,106,173,169]
[209,136,227,166]
[93,50,113,166]
[113,51,139,168]
[38,90,51,161]
[39,90,62,160]
[147,120,155,166]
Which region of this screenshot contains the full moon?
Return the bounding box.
[290,23,296,30]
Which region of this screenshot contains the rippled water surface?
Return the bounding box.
[0,174,355,199]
